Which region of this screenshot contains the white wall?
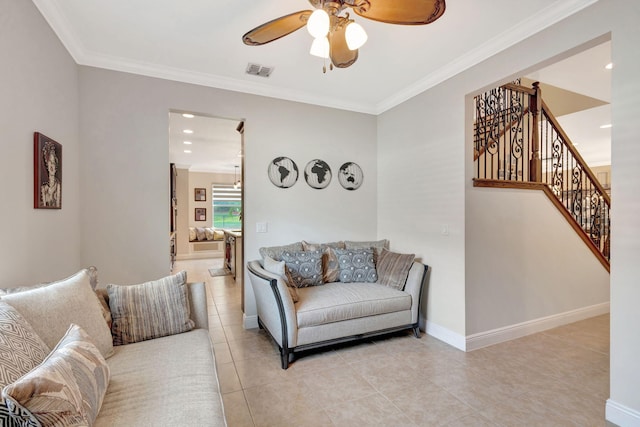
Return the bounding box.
[0,0,81,287]
[466,187,609,336]
[608,0,640,423]
[77,67,377,318]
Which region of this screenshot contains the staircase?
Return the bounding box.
[473,81,610,271]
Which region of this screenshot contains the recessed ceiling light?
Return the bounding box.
[184,150,192,154]
[600,124,612,129]
[605,63,613,70]
[183,141,192,145]
[182,113,195,118]
[183,129,194,134]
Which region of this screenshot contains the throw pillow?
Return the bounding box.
[107,271,195,345]
[259,242,303,262]
[94,289,112,329]
[263,256,299,303]
[189,227,196,241]
[301,241,343,283]
[1,269,114,359]
[205,227,214,240]
[334,248,378,283]
[376,248,415,290]
[195,227,206,241]
[2,324,110,427]
[280,251,323,288]
[0,302,51,427]
[344,239,389,257]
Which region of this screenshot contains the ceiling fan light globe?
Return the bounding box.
[307,9,330,38]
[345,21,367,50]
[310,36,330,58]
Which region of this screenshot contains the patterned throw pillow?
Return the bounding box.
[301,241,345,283]
[376,248,415,290]
[263,256,299,303]
[0,302,51,427]
[3,324,110,427]
[334,248,378,283]
[107,271,195,345]
[195,227,206,241]
[280,251,324,288]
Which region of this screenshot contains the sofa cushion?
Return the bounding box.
[2,324,110,427]
[1,269,114,359]
[0,302,51,427]
[376,248,415,290]
[344,239,389,257]
[281,250,323,288]
[296,282,411,328]
[107,271,194,346]
[334,248,378,283]
[264,256,299,303]
[259,242,303,262]
[95,329,224,427]
[301,241,345,283]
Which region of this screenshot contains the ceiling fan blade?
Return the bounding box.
[353,0,446,25]
[243,10,312,46]
[329,21,358,68]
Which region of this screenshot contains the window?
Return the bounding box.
[212,184,241,229]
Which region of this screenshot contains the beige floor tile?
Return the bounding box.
[300,365,379,409]
[209,326,228,344]
[234,356,292,389]
[324,393,415,427]
[219,310,245,326]
[212,341,233,365]
[443,413,498,427]
[223,323,263,342]
[244,380,333,427]
[391,388,476,426]
[228,335,280,361]
[217,361,243,394]
[221,391,254,427]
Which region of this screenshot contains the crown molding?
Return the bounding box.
[34,0,598,116]
[374,0,600,114]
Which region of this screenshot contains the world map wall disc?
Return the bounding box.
[304,159,331,189]
[338,162,363,190]
[268,157,299,188]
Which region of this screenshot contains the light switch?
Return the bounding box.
[256,222,268,233]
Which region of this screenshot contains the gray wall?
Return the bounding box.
[77,67,378,320]
[0,0,81,286]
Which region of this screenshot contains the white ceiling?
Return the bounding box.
[33,0,610,170]
[33,0,598,115]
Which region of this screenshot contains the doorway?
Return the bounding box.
[168,111,244,286]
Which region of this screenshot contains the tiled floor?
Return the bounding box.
[174,258,611,427]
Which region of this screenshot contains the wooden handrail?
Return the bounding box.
[540,100,611,206]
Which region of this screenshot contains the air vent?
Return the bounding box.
[246,63,273,78]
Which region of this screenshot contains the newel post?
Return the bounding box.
[529,82,542,182]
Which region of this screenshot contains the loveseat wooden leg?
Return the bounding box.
[280,348,290,370]
[412,325,420,338]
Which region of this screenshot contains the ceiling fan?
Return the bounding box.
[242,0,446,71]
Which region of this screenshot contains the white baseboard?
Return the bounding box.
[244,314,258,330]
[466,302,610,351]
[425,320,466,351]
[176,253,223,261]
[606,399,640,427]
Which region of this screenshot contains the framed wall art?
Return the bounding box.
[195,208,207,221]
[34,132,62,209]
[338,162,364,190]
[194,187,207,201]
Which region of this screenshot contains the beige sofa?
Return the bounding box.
[0,269,226,427]
[247,240,428,369]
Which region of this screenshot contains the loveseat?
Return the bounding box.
[247,239,428,369]
[0,268,226,427]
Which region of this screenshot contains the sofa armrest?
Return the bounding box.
[247,260,298,348]
[404,262,428,326]
[188,282,209,330]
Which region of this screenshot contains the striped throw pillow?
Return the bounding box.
[376,248,415,290]
[2,324,110,427]
[107,271,195,345]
